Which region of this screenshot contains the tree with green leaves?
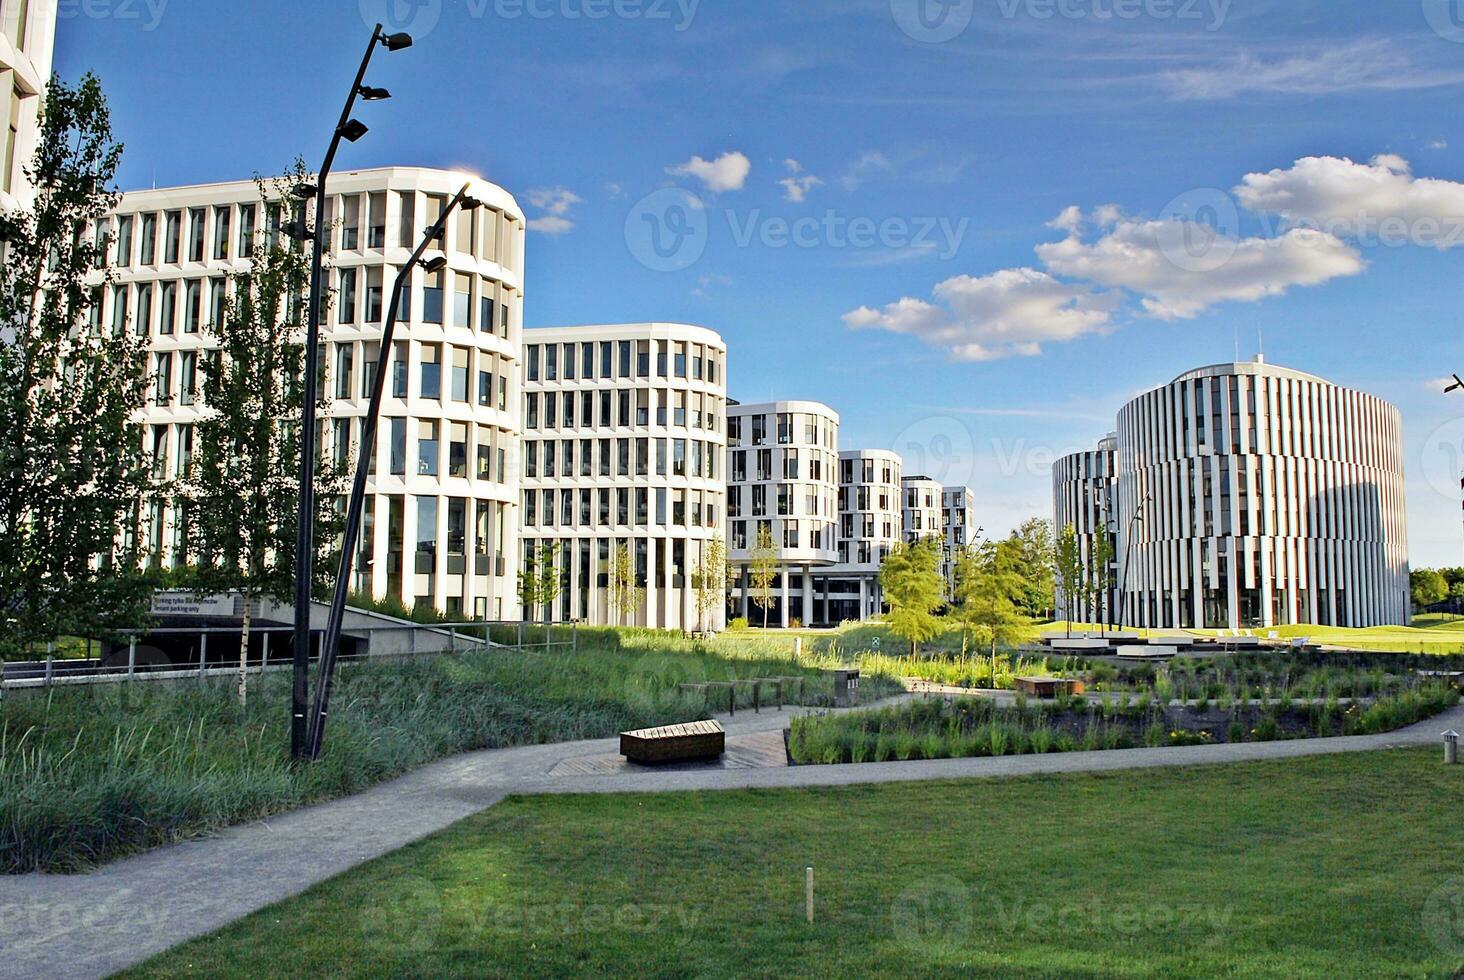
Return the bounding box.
[0,74,151,659]
[953,538,1032,686]
[747,522,779,629]
[1053,523,1083,638]
[180,164,346,706]
[518,542,561,627]
[1009,517,1055,619]
[1412,568,1448,611]
[608,541,643,628]
[691,535,727,633]
[880,536,945,657]
[1089,527,1116,629]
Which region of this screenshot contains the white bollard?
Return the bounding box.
[1445,730,1459,765]
[805,866,814,923]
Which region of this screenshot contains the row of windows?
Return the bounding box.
[518,536,715,593]
[729,519,838,552]
[523,388,723,433]
[148,339,513,414]
[727,483,837,521]
[728,412,837,449]
[729,447,837,485]
[839,485,897,514]
[525,338,723,386]
[98,190,521,270]
[522,437,719,481]
[95,268,516,341]
[522,487,720,531]
[839,457,899,487]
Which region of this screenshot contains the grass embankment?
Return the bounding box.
[789,684,1458,764]
[1044,619,1464,655]
[0,629,899,873]
[129,749,1464,979]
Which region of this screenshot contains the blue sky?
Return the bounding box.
[58,0,1464,564]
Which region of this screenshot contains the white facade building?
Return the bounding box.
[1069,358,1409,630]
[1052,434,1118,623]
[100,167,525,619]
[901,475,943,544]
[519,323,728,631]
[727,400,839,627]
[0,0,55,207]
[822,449,903,622]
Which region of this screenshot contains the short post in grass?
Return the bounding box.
[1445,730,1459,765]
[126,638,135,677]
[806,865,814,923]
[199,633,208,678]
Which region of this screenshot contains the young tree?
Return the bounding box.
[953,538,1032,687]
[1089,528,1116,629]
[691,535,727,633]
[517,542,561,628]
[880,536,944,657]
[1009,517,1055,619]
[747,522,779,629]
[0,74,151,658]
[1412,568,1448,611]
[608,541,643,627]
[1053,523,1083,638]
[180,165,345,705]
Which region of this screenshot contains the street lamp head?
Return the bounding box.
[421,255,449,274]
[283,219,315,243]
[358,85,391,101]
[338,118,369,143]
[291,182,318,199]
[382,31,413,51]
[461,196,483,211]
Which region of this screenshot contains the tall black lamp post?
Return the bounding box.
[1117,493,1153,631]
[290,23,414,761]
[305,184,481,761]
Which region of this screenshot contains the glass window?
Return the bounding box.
[417,420,439,476]
[416,496,437,557]
[213,205,231,260]
[419,344,441,399]
[391,341,409,398]
[135,284,152,338]
[184,280,202,333]
[338,268,357,324]
[164,210,181,263]
[368,192,386,248]
[453,273,471,328]
[450,347,469,401]
[188,208,205,262]
[397,191,415,247]
[389,418,406,474]
[449,423,467,478]
[478,369,494,407]
[179,351,197,406]
[140,213,157,264]
[238,203,256,256]
[423,270,444,324]
[116,215,133,267]
[335,344,354,399]
[365,267,383,323]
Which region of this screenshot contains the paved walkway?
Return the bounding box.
[3,696,1460,980]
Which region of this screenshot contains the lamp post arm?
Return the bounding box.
[305,185,472,760]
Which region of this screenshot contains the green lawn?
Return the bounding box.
[132,749,1464,979]
[0,628,900,873]
[1045,620,1464,655]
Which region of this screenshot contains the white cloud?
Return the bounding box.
[839,150,894,192]
[1036,214,1364,320]
[1159,40,1464,101]
[527,215,575,236]
[1234,154,1464,250]
[843,267,1118,362]
[1429,140,1450,151]
[778,158,823,203]
[524,186,584,236]
[667,151,751,193]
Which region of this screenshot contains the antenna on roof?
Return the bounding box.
[1258,323,1264,360]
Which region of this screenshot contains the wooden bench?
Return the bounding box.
[619,719,726,765]
[1014,676,1085,699]
[677,676,808,715]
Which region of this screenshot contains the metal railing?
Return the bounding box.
[0,619,580,692]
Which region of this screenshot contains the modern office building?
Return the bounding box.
[1059,358,1409,630]
[97,167,526,619]
[519,323,728,631]
[820,449,904,622]
[0,0,56,207]
[901,476,943,544]
[727,400,840,627]
[1052,434,1118,623]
